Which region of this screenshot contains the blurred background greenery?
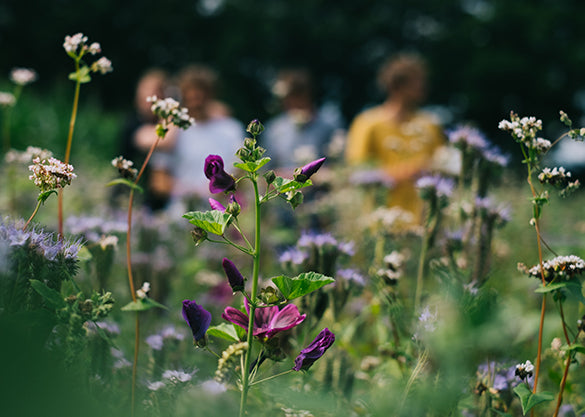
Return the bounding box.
[3,0,585,163]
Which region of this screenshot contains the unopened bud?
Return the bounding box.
[246,119,264,136]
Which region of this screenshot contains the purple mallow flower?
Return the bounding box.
[294,157,326,182]
[222,258,245,292]
[209,197,226,211]
[182,299,212,346]
[204,155,236,194]
[292,327,335,371]
[222,299,306,339]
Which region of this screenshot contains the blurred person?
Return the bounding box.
[167,64,244,215]
[116,68,176,211]
[262,68,344,175]
[345,53,445,221]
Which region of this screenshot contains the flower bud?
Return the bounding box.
[294,157,326,183]
[246,119,264,136]
[226,200,241,217]
[243,137,256,150]
[222,258,245,292]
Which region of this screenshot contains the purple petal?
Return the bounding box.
[222,258,245,292]
[266,304,306,338]
[221,306,250,331]
[209,198,226,211]
[300,157,326,179]
[293,327,335,371]
[182,300,212,342]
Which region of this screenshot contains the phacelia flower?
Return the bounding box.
[182,300,212,346]
[10,68,38,86]
[294,157,326,183]
[204,154,236,194]
[292,327,335,371]
[222,258,245,292]
[28,157,76,192]
[111,156,137,179]
[416,174,454,204]
[222,299,306,339]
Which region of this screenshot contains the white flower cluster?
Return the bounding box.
[526,255,585,281]
[28,156,76,192]
[136,281,150,299]
[515,360,534,380]
[63,33,88,54]
[498,114,542,141]
[215,342,248,383]
[5,146,53,164]
[63,33,112,75]
[147,95,195,129]
[10,68,38,86]
[538,167,580,196]
[162,369,194,384]
[91,56,113,75]
[111,155,137,179]
[0,91,16,107]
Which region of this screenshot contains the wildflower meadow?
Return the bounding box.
[2,32,585,417]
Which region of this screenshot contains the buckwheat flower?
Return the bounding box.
[136,282,150,299]
[92,56,113,74]
[63,33,88,54]
[515,360,534,380]
[147,96,194,129]
[222,258,245,293]
[88,42,101,55]
[9,68,38,86]
[182,299,212,346]
[222,299,306,339]
[204,154,236,193]
[294,157,326,183]
[525,255,585,282]
[292,328,335,371]
[28,157,76,192]
[0,92,16,107]
[532,137,551,153]
[111,156,137,179]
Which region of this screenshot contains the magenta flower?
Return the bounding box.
[204,155,236,194]
[222,299,306,339]
[209,197,226,211]
[294,157,326,182]
[293,327,335,371]
[182,299,212,346]
[222,258,245,292]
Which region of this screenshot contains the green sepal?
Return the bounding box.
[121,297,168,312]
[271,272,334,300]
[207,323,240,342]
[233,157,271,173]
[29,279,66,309]
[105,178,144,193]
[68,66,92,83]
[37,190,58,204]
[513,384,554,415]
[183,210,232,236]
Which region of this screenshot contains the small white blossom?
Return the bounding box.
[162,369,193,383]
[136,281,150,299]
[10,68,38,86]
[98,235,118,250]
[0,92,16,107]
[92,56,113,74]
[63,33,88,54]
[88,42,101,55]
[148,96,195,129]
[28,157,76,191]
[515,360,534,380]
[147,381,166,391]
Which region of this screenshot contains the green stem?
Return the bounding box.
[239,176,261,417]
[250,370,293,387]
[58,63,82,238]
[552,301,573,417]
[23,199,42,231]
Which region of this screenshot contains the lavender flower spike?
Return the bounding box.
[222,258,245,292]
[293,327,335,371]
[294,157,326,183]
[204,155,236,194]
[182,300,212,347]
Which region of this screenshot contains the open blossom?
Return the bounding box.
[28,157,76,192]
[515,360,534,380]
[10,68,38,86]
[111,156,137,179]
[88,42,101,55]
[416,174,454,202]
[292,328,335,371]
[204,154,236,193]
[63,33,88,54]
[0,92,16,107]
[147,95,194,129]
[92,56,113,74]
[222,299,306,339]
[521,255,585,282]
[136,282,150,299]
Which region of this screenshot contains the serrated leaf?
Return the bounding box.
[271,272,334,300]
[105,178,144,193]
[233,157,271,173]
[207,323,240,342]
[183,210,232,236]
[29,279,66,309]
[121,297,168,312]
[513,384,554,415]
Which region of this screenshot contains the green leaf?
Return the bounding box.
[513,384,554,415]
[121,297,168,312]
[29,279,66,309]
[37,190,58,204]
[272,176,313,194]
[233,157,271,173]
[183,210,232,236]
[271,272,335,300]
[561,343,585,354]
[68,66,91,83]
[535,279,585,304]
[105,178,144,193]
[207,323,240,342]
[534,281,570,293]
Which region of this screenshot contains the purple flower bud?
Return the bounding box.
[294,157,326,182]
[209,197,226,211]
[204,155,236,194]
[293,327,335,371]
[182,300,212,347]
[222,258,245,292]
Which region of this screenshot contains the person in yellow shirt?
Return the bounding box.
[345,53,445,221]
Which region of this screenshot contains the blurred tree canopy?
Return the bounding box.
[2,0,585,151]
